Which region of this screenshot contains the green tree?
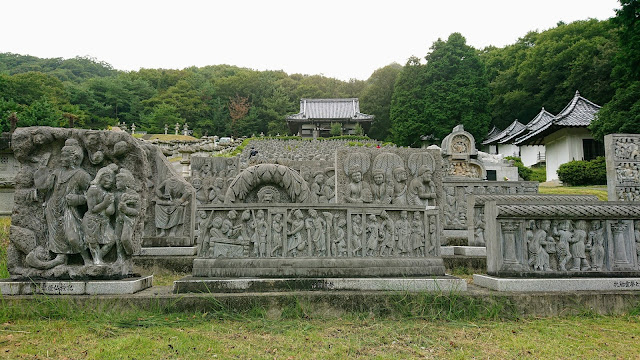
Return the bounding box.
[590,0,640,139]
[390,57,426,146]
[361,63,402,141]
[140,103,185,134]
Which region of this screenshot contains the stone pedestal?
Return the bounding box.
[0,276,153,295]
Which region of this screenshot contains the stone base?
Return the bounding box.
[474,274,640,292]
[0,276,153,295]
[139,246,197,256]
[453,246,486,256]
[173,276,466,293]
[193,257,445,278]
[142,236,193,247]
[440,246,455,256]
[443,229,468,245]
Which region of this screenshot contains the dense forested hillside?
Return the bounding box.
[1,0,637,145]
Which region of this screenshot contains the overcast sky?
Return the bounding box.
[2,0,621,81]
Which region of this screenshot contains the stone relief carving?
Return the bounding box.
[154,177,190,237]
[486,202,640,275]
[605,134,640,202]
[8,127,160,279]
[196,205,440,259]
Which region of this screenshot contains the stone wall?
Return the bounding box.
[484,201,640,276]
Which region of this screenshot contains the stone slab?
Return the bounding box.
[453,246,486,256]
[0,276,153,295]
[473,274,640,292]
[139,246,197,256]
[173,276,467,293]
[440,246,455,256]
[192,257,445,278]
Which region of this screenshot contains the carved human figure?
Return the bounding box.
[196,210,212,257]
[154,177,190,237]
[395,210,411,257]
[391,167,408,205]
[114,168,141,263]
[529,220,550,271]
[192,177,208,206]
[271,213,284,257]
[239,210,254,251]
[82,164,118,265]
[366,214,379,256]
[305,209,326,256]
[34,138,92,265]
[635,220,640,265]
[554,220,573,271]
[589,220,605,271]
[370,170,393,204]
[199,162,213,179]
[82,130,105,165]
[252,210,268,257]
[411,212,425,256]
[335,217,348,257]
[444,187,458,226]
[208,178,225,204]
[344,167,372,203]
[351,214,363,256]
[378,211,395,256]
[428,216,437,255]
[287,209,306,257]
[407,166,436,207]
[569,220,590,271]
[474,212,486,246]
[221,210,241,239]
[310,172,329,203]
[324,172,336,203]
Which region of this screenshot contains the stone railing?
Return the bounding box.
[484,201,640,276]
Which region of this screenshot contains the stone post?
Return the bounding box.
[611,222,632,270]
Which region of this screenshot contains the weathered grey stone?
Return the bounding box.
[174,276,466,293]
[484,201,640,277]
[139,246,198,256]
[453,246,486,256]
[440,125,486,180]
[467,194,600,246]
[474,274,640,292]
[605,134,640,202]
[0,275,152,295]
[192,257,445,278]
[8,127,194,280]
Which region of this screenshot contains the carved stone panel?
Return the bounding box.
[605,134,640,202]
[484,201,640,276]
[195,204,440,259]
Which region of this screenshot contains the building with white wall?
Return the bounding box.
[514,91,602,182]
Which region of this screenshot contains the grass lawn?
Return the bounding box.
[1,311,640,359]
[538,185,608,201]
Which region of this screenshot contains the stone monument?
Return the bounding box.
[605,134,640,202]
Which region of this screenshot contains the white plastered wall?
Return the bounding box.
[544,128,593,182]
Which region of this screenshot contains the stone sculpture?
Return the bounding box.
[7,127,173,279]
[605,134,640,201]
[155,177,190,237]
[484,202,640,276]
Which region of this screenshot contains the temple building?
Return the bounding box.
[286,98,374,138]
[514,91,603,182]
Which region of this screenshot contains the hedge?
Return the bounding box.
[557,157,607,186]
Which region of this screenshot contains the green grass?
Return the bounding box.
[0,217,9,279]
[0,311,639,359]
[538,185,608,201]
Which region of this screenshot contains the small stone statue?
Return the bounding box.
[391,166,408,205]
[287,209,306,257]
[370,170,393,204]
[334,216,347,257]
[344,166,372,203]
[34,138,92,265]
[407,166,436,206]
[569,220,590,271]
[366,214,379,256]
[196,210,212,257]
[378,211,395,256]
[271,213,284,257]
[589,220,605,271]
[154,177,190,237]
[554,220,573,271]
[395,210,411,257]
[252,210,268,257]
[82,164,118,265]
[351,214,363,256]
[411,212,425,256]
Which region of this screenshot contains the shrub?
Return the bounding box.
[557,157,607,186]
[505,156,532,181]
[330,122,342,136]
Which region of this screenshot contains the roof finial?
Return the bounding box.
[541,107,545,110]
[575,90,580,97]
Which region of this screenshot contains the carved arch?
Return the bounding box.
[224,164,311,203]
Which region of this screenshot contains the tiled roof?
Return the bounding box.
[482,120,526,145]
[501,108,555,144]
[514,91,600,145]
[286,98,374,121]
